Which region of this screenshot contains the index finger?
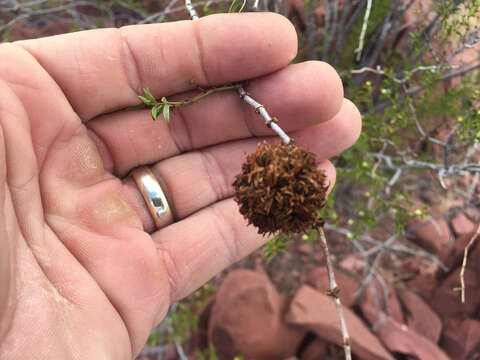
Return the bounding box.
[17,12,297,121]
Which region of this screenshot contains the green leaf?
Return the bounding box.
[228,0,246,13]
[262,235,290,263]
[151,105,162,121]
[143,88,155,103]
[138,95,151,105]
[163,104,170,123]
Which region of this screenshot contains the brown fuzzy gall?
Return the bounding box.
[233,142,328,235]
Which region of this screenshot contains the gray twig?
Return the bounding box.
[318,227,352,360]
[460,225,480,303]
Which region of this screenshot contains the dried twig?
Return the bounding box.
[354,0,372,61]
[460,225,480,303]
[237,88,291,144]
[183,2,291,144]
[318,227,352,360]
[184,0,199,19]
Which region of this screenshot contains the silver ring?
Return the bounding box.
[131,166,174,229]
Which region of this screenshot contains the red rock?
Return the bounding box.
[471,236,480,275]
[405,215,452,254]
[358,279,405,325]
[300,339,327,360]
[339,254,365,273]
[305,267,359,307]
[397,289,442,343]
[297,243,313,256]
[208,270,305,360]
[403,0,435,28]
[327,344,346,360]
[442,318,480,360]
[286,285,394,360]
[464,207,480,222]
[401,256,422,276]
[361,304,451,360]
[406,274,438,301]
[451,213,476,236]
[430,267,480,318]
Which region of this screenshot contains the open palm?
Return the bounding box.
[0,12,360,359]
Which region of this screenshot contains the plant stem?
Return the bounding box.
[167,83,244,107]
[135,83,246,120]
[317,226,352,360]
[237,88,291,144]
[184,0,292,145]
[460,225,480,303]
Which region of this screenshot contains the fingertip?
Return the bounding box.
[313,61,344,121]
[343,98,362,144]
[292,97,362,159]
[199,12,298,80]
[319,159,336,195]
[265,12,298,63]
[291,61,343,124]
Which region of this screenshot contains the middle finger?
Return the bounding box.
[121,98,360,233]
[88,61,344,177]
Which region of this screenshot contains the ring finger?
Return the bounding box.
[122,98,360,233]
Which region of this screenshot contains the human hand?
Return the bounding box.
[0,12,360,359]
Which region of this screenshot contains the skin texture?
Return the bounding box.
[0,12,361,359]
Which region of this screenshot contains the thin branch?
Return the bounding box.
[468,172,480,201]
[237,88,291,144]
[355,235,398,298]
[175,341,188,360]
[322,0,331,60]
[369,152,480,172]
[138,0,228,24]
[169,83,245,107]
[323,223,448,271]
[318,227,352,360]
[306,11,318,60]
[333,0,366,67]
[441,62,480,82]
[0,0,115,32]
[375,63,480,112]
[185,0,199,19]
[185,3,291,144]
[350,66,385,76]
[138,0,179,24]
[322,0,339,60]
[460,225,480,303]
[354,0,398,86]
[354,0,372,61]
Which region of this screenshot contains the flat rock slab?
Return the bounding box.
[397,289,442,343]
[286,285,393,360]
[361,304,451,360]
[208,269,305,360]
[405,215,451,254]
[441,318,480,360]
